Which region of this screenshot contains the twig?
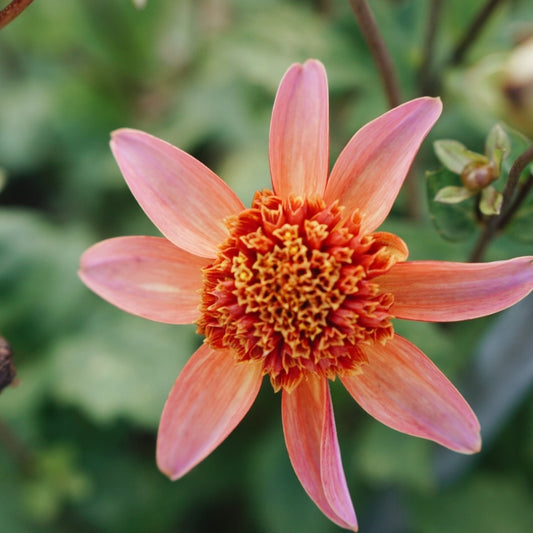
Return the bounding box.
[449,0,506,66]
[499,173,533,229]
[499,144,533,214]
[346,0,425,219]
[347,0,402,108]
[469,144,533,262]
[0,0,35,30]
[418,0,444,95]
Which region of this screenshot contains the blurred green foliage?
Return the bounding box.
[1,1,532,532]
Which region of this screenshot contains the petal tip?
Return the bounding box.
[458,430,482,455]
[303,57,326,72]
[156,449,186,482]
[110,127,137,144]
[409,95,443,120]
[109,128,152,154]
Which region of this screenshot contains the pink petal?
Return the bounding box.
[157,344,263,480]
[269,60,329,199]
[325,97,442,234]
[79,236,209,324]
[111,129,245,258]
[341,335,481,453]
[376,256,533,322]
[282,376,358,531]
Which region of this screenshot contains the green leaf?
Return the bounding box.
[248,426,338,533]
[485,123,510,171]
[21,446,90,523]
[434,140,486,174]
[353,422,433,491]
[411,474,533,533]
[434,185,477,204]
[499,124,532,180]
[75,444,192,533]
[0,210,91,355]
[49,310,196,428]
[426,169,478,242]
[479,186,503,215]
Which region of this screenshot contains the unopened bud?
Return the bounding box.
[460,160,499,191]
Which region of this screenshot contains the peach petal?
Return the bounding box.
[376,256,533,322]
[282,376,358,531]
[269,60,329,199]
[341,335,481,453]
[325,97,442,234]
[111,129,245,258]
[79,236,209,324]
[157,344,263,480]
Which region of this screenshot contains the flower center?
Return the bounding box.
[197,190,401,392]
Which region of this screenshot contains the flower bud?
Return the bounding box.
[460,160,499,191]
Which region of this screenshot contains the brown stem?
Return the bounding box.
[450,0,506,66]
[500,144,533,214]
[418,0,444,95]
[347,0,402,108]
[0,0,35,30]
[499,173,533,229]
[346,0,424,218]
[469,143,533,262]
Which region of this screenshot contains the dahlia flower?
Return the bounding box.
[79,60,533,531]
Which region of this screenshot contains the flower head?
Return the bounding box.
[79,60,533,531]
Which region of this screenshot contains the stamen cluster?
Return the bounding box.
[198,190,396,391]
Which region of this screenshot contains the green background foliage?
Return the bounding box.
[1,1,532,532]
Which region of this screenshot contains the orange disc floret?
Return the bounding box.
[197,190,402,392]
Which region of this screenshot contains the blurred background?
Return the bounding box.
[1,1,532,532]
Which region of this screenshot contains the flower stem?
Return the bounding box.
[0,0,35,30]
[449,0,506,66]
[469,143,533,262]
[347,0,402,108]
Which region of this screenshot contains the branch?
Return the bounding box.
[449,0,506,66]
[0,0,35,30]
[417,0,444,95]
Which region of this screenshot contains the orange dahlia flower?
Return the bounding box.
[79,60,533,531]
